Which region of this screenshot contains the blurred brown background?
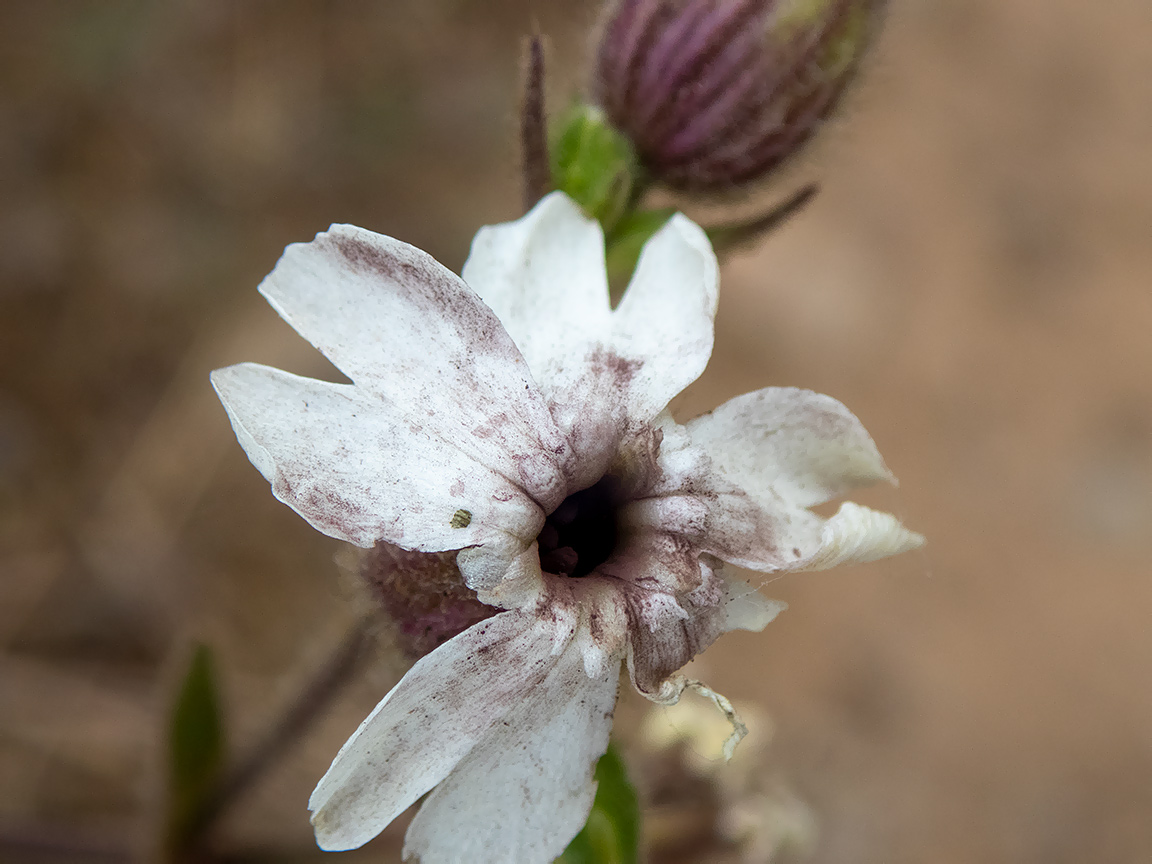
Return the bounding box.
[2,1,1150,862]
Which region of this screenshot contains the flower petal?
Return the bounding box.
[461,195,718,485]
[403,645,619,864]
[694,489,923,573]
[625,565,775,699]
[798,501,926,571]
[462,192,612,390]
[309,611,573,851]
[717,572,787,633]
[624,568,784,705]
[611,213,718,421]
[211,363,543,553]
[257,223,573,510]
[685,387,893,508]
[643,397,924,572]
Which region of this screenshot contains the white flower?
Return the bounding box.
[210,192,923,862]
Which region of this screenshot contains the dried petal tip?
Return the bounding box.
[594,0,885,192]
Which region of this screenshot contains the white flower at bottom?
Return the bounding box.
[210,192,923,862]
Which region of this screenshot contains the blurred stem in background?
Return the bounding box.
[164,619,374,862]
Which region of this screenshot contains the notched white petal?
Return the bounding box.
[612,214,719,421]
[256,223,573,510]
[462,191,611,388]
[402,644,619,864]
[687,387,894,509]
[210,363,542,550]
[796,501,925,571]
[309,612,573,851]
[460,197,722,485]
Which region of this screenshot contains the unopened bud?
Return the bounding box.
[360,543,496,661]
[594,0,883,192]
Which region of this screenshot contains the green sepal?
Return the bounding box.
[166,643,226,848]
[605,208,676,302]
[705,184,819,259]
[550,104,640,234]
[557,744,640,864]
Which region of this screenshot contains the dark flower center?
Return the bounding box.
[538,475,622,578]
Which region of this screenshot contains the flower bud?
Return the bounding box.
[594,0,883,192]
[360,543,496,661]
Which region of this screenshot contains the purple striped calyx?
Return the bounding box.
[593,0,883,192]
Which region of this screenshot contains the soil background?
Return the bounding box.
[2,2,1150,862]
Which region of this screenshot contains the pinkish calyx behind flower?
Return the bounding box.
[361,544,496,661]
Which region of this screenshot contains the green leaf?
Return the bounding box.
[550,104,640,234]
[167,643,225,846]
[605,208,676,302]
[557,744,640,864]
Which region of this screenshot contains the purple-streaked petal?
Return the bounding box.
[461,195,719,487]
[686,387,894,509]
[626,567,781,698]
[694,488,922,573]
[211,363,542,552]
[402,645,619,863]
[309,611,573,851]
[256,223,573,510]
[642,408,923,572]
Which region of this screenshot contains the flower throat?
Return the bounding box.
[537,475,621,578]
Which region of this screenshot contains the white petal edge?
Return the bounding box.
[717,572,787,633]
[256,222,573,510]
[686,387,894,509]
[309,611,573,851]
[403,647,619,864]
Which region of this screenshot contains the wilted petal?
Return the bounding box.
[694,487,922,573]
[797,501,925,571]
[645,397,923,572]
[625,567,777,699]
[686,387,893,508]
[211,363,542,552]
[601,531,703,595]
[403,645,618,863]
[309,611,573,851]
[257,223,572,509]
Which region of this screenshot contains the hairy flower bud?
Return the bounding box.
[594,0,883,192]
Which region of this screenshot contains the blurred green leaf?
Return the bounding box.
[550,105,640,234]
[557,744,640,864]
[167,643,225,847]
